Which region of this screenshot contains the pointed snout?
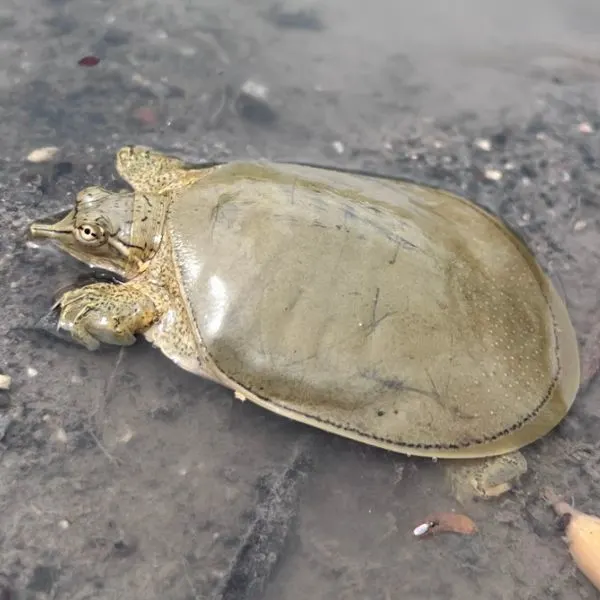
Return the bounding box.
[27,209,74,241]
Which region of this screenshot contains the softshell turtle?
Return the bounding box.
[29,145,581,502]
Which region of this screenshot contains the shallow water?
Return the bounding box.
[1,0,600,598]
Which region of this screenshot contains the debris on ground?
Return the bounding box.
[474,138,492,151]
[331,140,345,155]
[413,511,478,539]
[234,79,278,124]
[210,438,313,600]
[0,374,11,391]
[543,488,600,592]
[265,2,324,31]
[26,146,59,163]
[132,106,159,127]
[77,55,101,67]
[484,168,503,181]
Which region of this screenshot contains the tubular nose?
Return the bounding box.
[27,209,72,240]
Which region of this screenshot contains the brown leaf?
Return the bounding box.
[413,512,477,539]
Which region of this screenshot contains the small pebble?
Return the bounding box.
[484,168,503,181]
[413,522,433,537]
[331,140,345,155]
[26,146,59,163]
[58,519,70,530]
[578,122,593,134]
[241,80,268,101]
[475,138,491,151]
[53,428,68,444]
[26,367,38,378]
[118,426,134,444]
[235,79,278,124]
[433,140,443,149]
[573,220,587,232]
[0,374,11,390]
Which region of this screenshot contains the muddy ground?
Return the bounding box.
[1,0,600,598]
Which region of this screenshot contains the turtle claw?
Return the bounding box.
[56,283,158,351]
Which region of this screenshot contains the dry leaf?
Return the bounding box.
[413,511,477,539]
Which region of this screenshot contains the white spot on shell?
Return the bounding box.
[205,275,228,336]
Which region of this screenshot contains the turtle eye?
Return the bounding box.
[74,223,106,246]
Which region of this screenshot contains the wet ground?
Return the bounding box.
[1,0,600,598]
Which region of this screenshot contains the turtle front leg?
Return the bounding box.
[56,282,159,350]
[115,145,209,196]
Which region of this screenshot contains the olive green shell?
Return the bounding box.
[168,161,580,458]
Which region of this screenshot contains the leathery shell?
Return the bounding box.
[168,161,580,459]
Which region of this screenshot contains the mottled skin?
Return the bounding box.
[36,148,221,380]
[29,145,580,503]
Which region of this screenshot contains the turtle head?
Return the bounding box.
[29,186,168,279]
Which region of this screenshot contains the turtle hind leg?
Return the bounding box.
[444,451,528,504]
[56,281,161,351]
[115,145,209,196]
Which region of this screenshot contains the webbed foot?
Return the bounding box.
[115,145,208,195]
[56,282,158,350]
[445,451,528,504]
